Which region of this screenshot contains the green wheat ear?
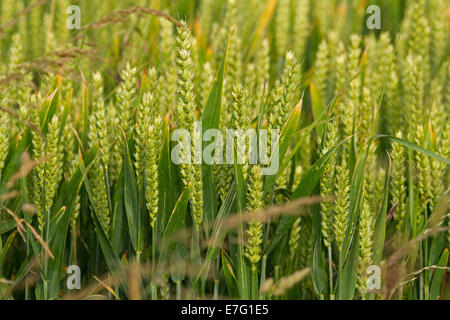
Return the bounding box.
[88,72,111,236]
[267,50,300,197]
[386,67,403,133]
[43,13,56,54]
[109,63,137,186]
[0,0,448,301]
[108,102,122,184]
[135,68,159,188]
[159,18,177,114]
[222,0,242,125]
[43,115,64,228]
[342,34,362,156]
[62,112,76,176]
[269,51,300,131]
[320,120,338,248]
[373,32,394,104]
[0,0,16,28]
[414,124,432,215]
[136,83,162,228]
[29,94,63,232]
[333,40,346,94]
[117,62,138,140]
[56,0,70,41]
[430,122,449,214]
[314,38,329,102]
[266,52,300,190]
[230,83,251,173]
[245,165,264,272]
[199,0,215,41]
[429,0,447,71]
[357,196,374,297]
[218,83,252,200]
[364,140,377,210]
[0,93,10,176]
[7,32,31,135]
[407,0,431,83]
[405,54,425,144]
[293,0,310,58]
[198,61,215,108]
[275,0,290,56]
[358,87,372,147]
[249,38,270,109]
[30,94,44,228]
[216,84,248,202]
[289,217,302,261]
[334,160,350,253]
[69,154,81,237]
[391,131,407,231]
[176,21,203,226]
[145,118,162,228]
[91,72,110,168]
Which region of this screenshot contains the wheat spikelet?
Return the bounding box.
[176,21,203,226]
[245,165,264,272]
[43,115,64,225]
[88,72,111,235]
[159,18,177,113]
[293,0,310,58]
[320,120,338,248]
[289,217,302,261]
[117,63,137,140]
[0,100,10,175]
[342,34,361,157]
[357,197,374,296]
[334,160,350,253]
[275,0,290,56]
[314,39,329,102]
[390,131,407,231]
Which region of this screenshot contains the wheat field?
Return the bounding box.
[0,0,449,300]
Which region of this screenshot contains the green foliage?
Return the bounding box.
[0,0,448,301]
